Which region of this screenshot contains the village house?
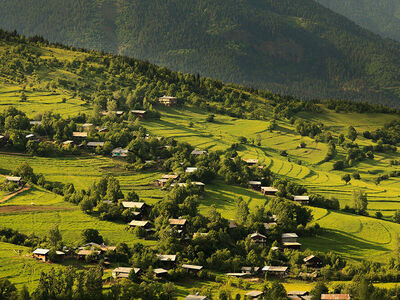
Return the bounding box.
[169,218,187,232]
[87,141,105,148]
[293,195,310,205]
[282,233,301,249]
[158,95,177,106]
[181,264,203,274]
[242,158,258,166]
[153,268,168,278]
[73,132,88,138]
[129,220,152,230]
[131,110,147,119]
[191,149,207,156]
[112,147,129,158]
[162,174,180,180]
[79,242,116,253]
[262,266,288,277]
[122,201,148,218]
[154,178,168,187]
[76,249,101,261]
[244,291,264,299]
[185,294,209,300]
[248,181,262,190]
[261,186,278,196]
[82,123,94,131]
[249,232,267,245]
[157,254,177,269]
[185,167,198,173]
[321,295,351,300]
[33,248,65,262]
[62,140,74,148]
[29,121,42,126]
[241,266,261,275]
[6,176,22,186]
[303,255,323,268]
[112,267,141,279]
[287,291,311,300]
[263,222,277,230]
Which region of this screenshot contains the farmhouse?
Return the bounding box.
[158,95,177,106]
[261,186,278,196]
[242,158,258,165]
[87,141,105,148]
[248,181,262,190]
[293,195,310,205]
[129,220,151,229]
[282,233,298,243]
[169,218,187,231]
[249,232,267,245]
[153,268,168,278]
[182,264,203,274]
[112,147,129,157]
[157,254,176,268]
[122,201,148,218]
[321,295,351,300]
[33,248,49,262]
[287,291,310,300]
[185,295,209,300]
[73,132,87,138]
[112,267,141,279]
[6,176,22,185]
[185,167,198,173]
[303,255,323,268]
[244,291,264,299]
[191,149,207,156]
[262,266,288,277]
[131,110,147,118]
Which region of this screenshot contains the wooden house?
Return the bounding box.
[169,218,187,231]
[245,291,264,299]
[293,195,310,205]
[129,220,151,229]
[261,186,278,196]
[76,249,101,261]
[112,147,129,158]
[153,268,168,278]
[243,158,258,166]
[321,295,351,300]
[87,141,105,148]
[282,233,298,243]
[185,295,209,300]
[182,264,203,274]
[131,110,147,119]
[112,267,141,279]
[122,201,148,218]
[240,266,261,275]
[33,248,50,262]
[159,95,177,106]
[6,176,22,186]
[73,132,88,138]
[262,266,288,277]
[248,181,262,190]
[249,232,267,245]
[157,254,176,269]
[191,149,207,156]
[303,255,323,268]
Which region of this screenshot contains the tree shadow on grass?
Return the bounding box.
[301,229,391,261]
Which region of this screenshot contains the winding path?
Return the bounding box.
[0,184,31,203]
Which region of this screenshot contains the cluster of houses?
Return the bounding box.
[184,291,350,299]
[243,158,310,205]
[32,242,116,263]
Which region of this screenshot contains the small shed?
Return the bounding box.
[169,218,187,230]
[282,233,298,243]
[262,266,288,277]
[243,158,258,165]
[33,248,50,262]
[182,264,203,274]
[185,167,198,173]
[245,291,264,299]
[159,95,177,106]
[283,242,302,250]
[112,267,141,279]
[261,186,278,196]
[154,268,168,278]
[241,266,261,275]
[157,254,177,268]
[303,255,323,268]
[87,142,105,148]
[112,148,129,157]
[320,295,351,300]
[293,195,310,205]
[131,110,147,118]
[73,132,88,138]
[6,176,22,185]
[248,181,262,190]
[191,149,207,156]
[249,232,267,245]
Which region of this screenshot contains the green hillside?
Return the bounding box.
[317,0,400,42]
[4,0,400,104]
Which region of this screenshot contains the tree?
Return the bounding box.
[206,114,215,122]
[236,197,249,224]
[342,174,351,185]
[353,190,368,213]
[347,126,357,141]
[0,279,17,300]
[18,285,30,300]
[81,229,103,244]
[310,281,328,300]
[105,177,124,202]
[48,225,62,248]
[13,162,36,183]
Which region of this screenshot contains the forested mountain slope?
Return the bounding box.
[2,0,400,105]
[316,0,400,42]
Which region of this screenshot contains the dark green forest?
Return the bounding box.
[3,0,400,105]
[316,0,400,42]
